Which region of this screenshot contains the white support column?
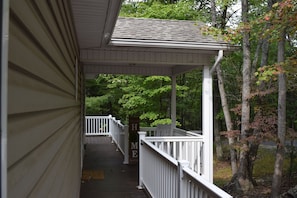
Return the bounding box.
[171,75,177,133]
[137,131,146,189]
[202,66,213,183]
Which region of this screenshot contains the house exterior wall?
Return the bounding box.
[8,1,82,197]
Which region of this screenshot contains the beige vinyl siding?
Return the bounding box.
[8,0,82,197]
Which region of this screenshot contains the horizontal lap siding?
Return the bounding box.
[8,0,82,197]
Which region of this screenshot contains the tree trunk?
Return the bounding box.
[260,0,275,67]
[249,0,275,183]
[214,75,223,160]
[210,0,217,27]
[210,0,237,173]
[216,64,237,174]
[220,5,228,29]
[234,0,254,193]
[271,28,286,198]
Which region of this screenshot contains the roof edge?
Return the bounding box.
[109,38,239,51]
[101,0,123,45]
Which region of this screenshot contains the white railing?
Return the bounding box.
[140,125,202,137]
[138,132,232,198]
[109,116,125,155]
[144,136,204,175]
[85,115,111,135]
[85,115,126,157]
[139,127,156,136]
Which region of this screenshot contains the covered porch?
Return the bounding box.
[1,0,236,197]
[74,0,236,197]
[82,116,232,197]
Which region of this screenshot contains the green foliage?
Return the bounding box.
[85,96,109,115]
[120,1,209,21]
[255,65,281,85]
[85,73,201,128]
[151,118,172,127]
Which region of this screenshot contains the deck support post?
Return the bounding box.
[202,66,213,183]
[137,131,146,189]
[171,75,176,134]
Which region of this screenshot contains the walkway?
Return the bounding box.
[80,136,148,198]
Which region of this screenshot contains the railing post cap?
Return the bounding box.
[178,160,190,167]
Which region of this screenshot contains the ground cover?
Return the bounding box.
[213,146,297,197]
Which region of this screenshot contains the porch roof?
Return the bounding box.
[111,17,232,50]
[71,0,237,78]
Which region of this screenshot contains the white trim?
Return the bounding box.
[171,75,176,132]
[202,66,213,183]
[110,39,237,51]
[1,1,9,197]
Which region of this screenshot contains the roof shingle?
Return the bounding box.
[112,17,226,44]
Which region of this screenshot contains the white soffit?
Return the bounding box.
[71,0,121,49]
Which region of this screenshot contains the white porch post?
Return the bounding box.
[171,75,176,133]
[202,66,213,183]
[137,131,146,189]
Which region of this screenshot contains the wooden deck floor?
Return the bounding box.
[80,136,148,198]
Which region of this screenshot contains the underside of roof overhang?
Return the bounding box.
[71,0,237,78]
[81,46,218,78]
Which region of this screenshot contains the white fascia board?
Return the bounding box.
[101,0,123,45]
[110,38,237,51]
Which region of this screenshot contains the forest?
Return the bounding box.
[85,0,297,197]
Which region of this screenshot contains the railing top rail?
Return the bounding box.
[110,118,124,128]
[145,136,204,142]
[85,115,111,119]
[183,167,232,198]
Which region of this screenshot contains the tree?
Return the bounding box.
[272,26,286,198]
[227,0,254,194]
[253,0,297,196]
[270,0,296,196]
[210,0,238,172]
[120,0,209,21]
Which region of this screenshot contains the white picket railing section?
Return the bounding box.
[144,136,204,175]
[109,117,125,154]
[85,116,111,135]
[138,132,232,198]
[85,115,126,156]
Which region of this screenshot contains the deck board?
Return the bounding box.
[80,136,148,198]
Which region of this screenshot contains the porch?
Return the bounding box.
[80,136,147,198]
[81,116,232,198]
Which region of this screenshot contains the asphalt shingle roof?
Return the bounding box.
[112,17,226,44]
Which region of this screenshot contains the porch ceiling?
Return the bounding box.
[71,0,237,78]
